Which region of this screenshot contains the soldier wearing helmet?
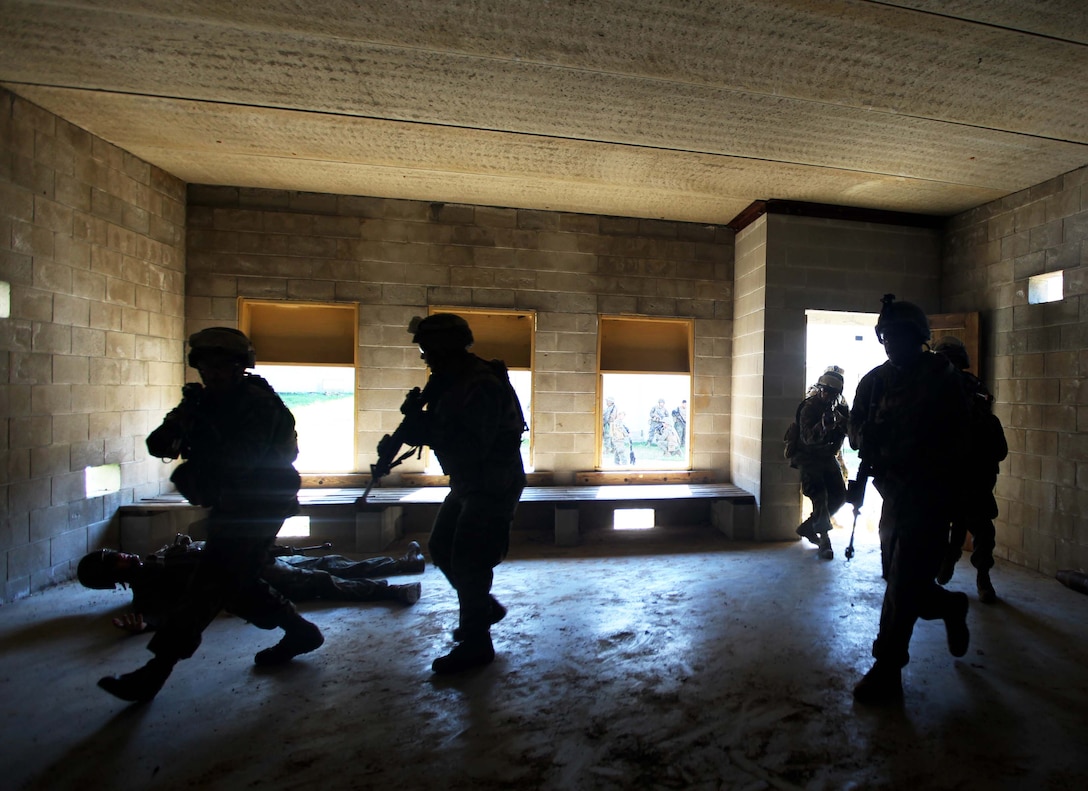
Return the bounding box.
[847,295,974,705]
[97,327,323,703]
[78,540,425,635]
[391,312,527,674]
[790,365,850,560]
[931,336,1008,603]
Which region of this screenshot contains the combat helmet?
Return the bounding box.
[874,293,930,344]
[817,365,845,393]
[187,327,256,369]
[933,335,970,370]
[77,549,123,590]
[408,313,474,351]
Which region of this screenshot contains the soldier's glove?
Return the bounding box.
[398,410,428,447]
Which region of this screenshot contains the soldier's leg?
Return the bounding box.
[432,485,520,674]
[100,523,263,702]
[428,493,463,589]
[969,515,997,603]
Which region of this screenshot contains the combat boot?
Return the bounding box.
[943,591,970,657]
[817,532,834,560]
[852,661,903,705]
[254,614,324,666]
[396,540,426,574]
[432,633,495,675]
[795,515,819,545]
[98,655,176,703]
[976,570,997,604]
[387,582,421,605]
[452,595,506,641]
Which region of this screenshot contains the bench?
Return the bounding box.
[119,481,755,553]
[357,482,755,548]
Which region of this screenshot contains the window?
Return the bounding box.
[598,317,693,470]
[0,280,9,318]
[240,300,358,473]
[1028,271,1063,304]
[85,464,120,497]
[423,309,535,472]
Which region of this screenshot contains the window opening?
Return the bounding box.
[598,317,692,470]
[239,300,358,474]
[254,365,355,473]
[613,508,655,531]
[85,464,121,497]
[277,515,311,540]
[1028,271,1063,304]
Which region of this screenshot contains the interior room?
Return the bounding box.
[1,2,1087,789]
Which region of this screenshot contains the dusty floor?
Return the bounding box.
[2,523,1087,791]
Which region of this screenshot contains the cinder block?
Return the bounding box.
[119,512,174,555]
[712,500,756,541]
[120,508,207,555]
[356,506,402,552]
[554,503,580,546]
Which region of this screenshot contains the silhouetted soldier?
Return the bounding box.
[848,296,972,704]
[97,327,322,702]
[78,540,425,633]
[932,336,1008,603]
[791,366,849,560]
[381,313,526,673]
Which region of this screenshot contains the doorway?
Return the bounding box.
[803,310,886,536]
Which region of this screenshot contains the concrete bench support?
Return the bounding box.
[554,503,580,547]
[355,506,403,552]
[711,499,756,541]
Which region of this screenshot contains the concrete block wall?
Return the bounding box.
[185,187,735,484]
[736,212,943,540]
[0,89,187,602]
[730,216,768,523]
[943,165,1088,575]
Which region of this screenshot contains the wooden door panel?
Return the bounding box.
[929,312,980,377]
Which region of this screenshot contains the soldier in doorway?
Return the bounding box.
[791,366,849,560]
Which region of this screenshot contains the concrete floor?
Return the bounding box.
[2,523,1087,791]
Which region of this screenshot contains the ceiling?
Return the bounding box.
[3,0,1087,225]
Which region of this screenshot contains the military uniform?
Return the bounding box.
[791,366,849,558]
[399,313,526,673]
[933,337,1008,601]
[851,352,971,669]
[142,372,303,660]
[93,543,423,629]
[417,354,526,646]
[848,297,974,704]
[99,328,322,702]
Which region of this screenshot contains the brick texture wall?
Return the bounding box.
[185,186,735,484]
[944,165,1088,575]
[0,89,186,602]
[734,212,943,540]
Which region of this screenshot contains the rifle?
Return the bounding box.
[269,542,333,557]
[361,387,426,503]
[844,459,871,560]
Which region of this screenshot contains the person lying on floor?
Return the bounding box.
[77,537,426,633]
